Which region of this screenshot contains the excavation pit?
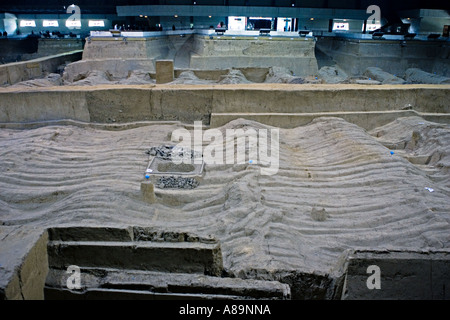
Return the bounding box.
[143,155,205,192]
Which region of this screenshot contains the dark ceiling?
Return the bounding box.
[0,0,448,15]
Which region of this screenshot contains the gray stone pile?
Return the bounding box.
[146,145,175,160]
[156,176,199,189]
[146,145,200,160]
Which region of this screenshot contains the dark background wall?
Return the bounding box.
[1,1,449,14]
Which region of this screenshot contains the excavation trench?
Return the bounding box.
[2,226,448,300]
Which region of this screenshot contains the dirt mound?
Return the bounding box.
[117,70,155,85]
[264,66,296,83]
[317,66,349,84]
[218,69,252,84]
[169,71,215,85]
[405,68,450,84]
[364,67,406,85]
[68,70,115,86]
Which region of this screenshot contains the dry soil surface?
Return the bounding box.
[0,116,449,280]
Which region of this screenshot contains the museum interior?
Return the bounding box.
[0,1,449,301]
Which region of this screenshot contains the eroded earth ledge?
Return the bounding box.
[1,114,449,299]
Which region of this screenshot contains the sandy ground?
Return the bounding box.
[0,116,449,280]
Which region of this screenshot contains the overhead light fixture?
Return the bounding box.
[174,15,178,18]
[43,20,59,27]
[145,16,148,18]
[310,18,314,21]
[88,20,105,27]
[333,22,349,31]
[66,20,81,28]
[20,20,36,27]
[209,15,212,18]
[139,15,143,17]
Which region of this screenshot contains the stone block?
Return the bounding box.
[155,60,174,84]
[343,250,450,300]
[140,182,156,203]
[47,240,223,276]
[45,268,291,300]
